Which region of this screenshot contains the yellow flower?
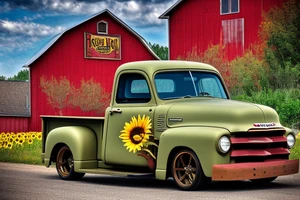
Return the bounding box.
[7,142,13,149]
[30,132,36,139]
[8,137,14,143]
[27,138,33,145]
[10,133,16,139]
[36,132,42,140]
[1,133,7,139]
[119,115,152,153]
[18,137,25,145]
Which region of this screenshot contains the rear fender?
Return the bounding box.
[155,127,231,180]
[44,126,97,168]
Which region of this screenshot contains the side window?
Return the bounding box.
[116,73,151,103]
[221,0,239,15]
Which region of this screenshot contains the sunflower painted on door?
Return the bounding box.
[119,115,158,171]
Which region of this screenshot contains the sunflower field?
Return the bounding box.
[0,132,43,164]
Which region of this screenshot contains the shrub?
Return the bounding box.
[232,89,300,127]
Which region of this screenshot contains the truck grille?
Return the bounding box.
[230,128,290,163]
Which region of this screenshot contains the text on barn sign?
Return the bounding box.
[84,32,121,60]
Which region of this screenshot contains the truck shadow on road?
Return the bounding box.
[45,174,299,191]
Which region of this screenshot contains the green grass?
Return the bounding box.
[0,140,43,165]
[290,138,300,160]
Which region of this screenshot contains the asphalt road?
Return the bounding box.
[0,162,300,200]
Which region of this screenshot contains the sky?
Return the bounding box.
[0,0,177,78]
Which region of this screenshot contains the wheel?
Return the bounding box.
[56,146,85,180]
[172,150,209,191]
[250,176,277,184]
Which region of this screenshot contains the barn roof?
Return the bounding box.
[24,9,159,67]
[159,0,184,19]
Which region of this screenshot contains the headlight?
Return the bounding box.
[217,136,231,153]
[287,134,296,149]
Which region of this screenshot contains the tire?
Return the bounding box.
[171,150,209,191]
[56,146,85,180]
[250,176,277,184]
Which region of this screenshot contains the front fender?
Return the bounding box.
[44,126,97,167]
[155,127,231,180]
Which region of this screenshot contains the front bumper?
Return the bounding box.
[212,159,299,181]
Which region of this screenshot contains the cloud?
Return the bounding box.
[23,14,43,21]
[0,0,176,27]
[0,20,65,53]
[0,20,65,37]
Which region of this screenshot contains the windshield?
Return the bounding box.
[154,71,228,100]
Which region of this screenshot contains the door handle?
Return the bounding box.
[109,108,122,115]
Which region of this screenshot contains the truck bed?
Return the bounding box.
[41,115,105,156]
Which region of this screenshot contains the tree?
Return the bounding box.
[40,76,72,115]
[40,76,110,116]
[177,44,232,90]
[0,76,6,80]
[7,69,29,81]
[69,78,110,115]
[260,0,300,89]
[149,42,168,60]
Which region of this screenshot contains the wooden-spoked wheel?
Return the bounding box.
[56,146,85,180]
[172,150,208,190]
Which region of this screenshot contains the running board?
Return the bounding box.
[77,168,154,177]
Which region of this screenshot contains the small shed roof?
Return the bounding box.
[0,81,30,117]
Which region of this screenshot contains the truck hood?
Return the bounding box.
[163,98,281,132]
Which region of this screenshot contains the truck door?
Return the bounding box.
[104,71,157,167]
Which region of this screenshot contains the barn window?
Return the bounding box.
[221,0,239,15]
[221,18,244,55]
[97,21,108,34]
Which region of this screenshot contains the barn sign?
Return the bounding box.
[84,32,121,60]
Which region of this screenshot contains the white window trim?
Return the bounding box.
[220,0,240,15]
[97,20,108,34]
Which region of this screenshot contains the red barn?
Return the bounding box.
[0,9,159,132]
[160,0,286,60]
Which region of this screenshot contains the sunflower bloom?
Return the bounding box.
[119,115,152,153]
[31,132,37,139]
[1,133,7,140]
[27,138,33,145]
[8,137,14,143]
[18,137,25,145]
[37,132,42,140]
[7,142,13,149]
[10,133,16,139]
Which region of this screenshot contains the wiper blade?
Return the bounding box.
[198,92,212,97]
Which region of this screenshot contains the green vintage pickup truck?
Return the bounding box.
[41,60,299,191]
